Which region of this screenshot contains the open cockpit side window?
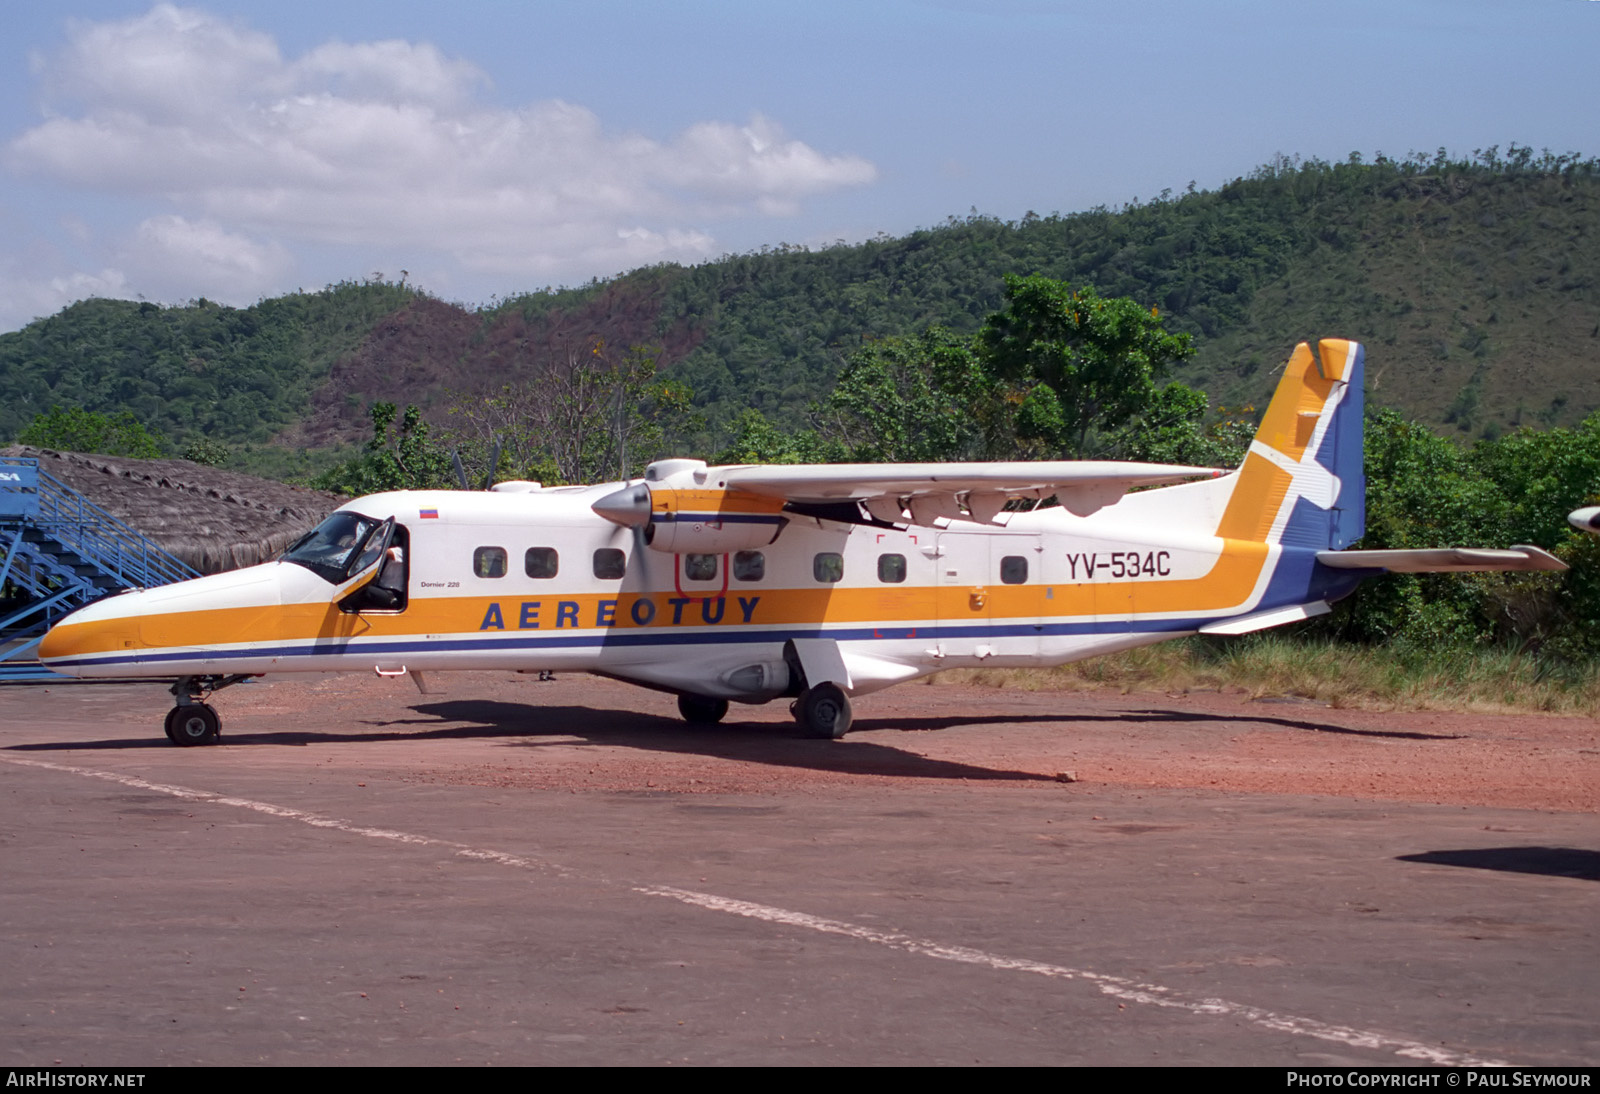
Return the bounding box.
[342,524,409,613]
[284,511,391,585]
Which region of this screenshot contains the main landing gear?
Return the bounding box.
[673,685,853,739]
[794,683,852,740]
[677,693,730,724]
[163,675,254,747]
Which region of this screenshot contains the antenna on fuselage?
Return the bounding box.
[481,437,502,490]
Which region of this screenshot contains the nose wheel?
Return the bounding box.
[161,675,252,746]
[165,704,221,746]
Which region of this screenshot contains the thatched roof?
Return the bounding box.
[4,446,341,574]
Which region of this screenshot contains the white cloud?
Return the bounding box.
[0,259,130,331]
[4,3,877,314]
[124,215,293,301]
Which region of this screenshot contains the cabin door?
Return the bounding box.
[933,531,1041,664]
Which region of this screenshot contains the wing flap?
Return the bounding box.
[719,460,1224,522]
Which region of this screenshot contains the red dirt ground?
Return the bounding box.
[220,671,1600,814]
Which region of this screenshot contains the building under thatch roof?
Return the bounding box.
[4,446,342,575]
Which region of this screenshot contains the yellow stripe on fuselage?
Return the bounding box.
[40,535,1278,663]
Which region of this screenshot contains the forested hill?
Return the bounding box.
[4,147,1598,471]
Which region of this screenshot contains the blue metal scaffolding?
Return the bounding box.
[0,456,199,681]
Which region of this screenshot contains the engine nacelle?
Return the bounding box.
[719,660,792,700]
[642,508,786,553]
[591,461,788,554]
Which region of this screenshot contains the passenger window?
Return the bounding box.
[1000,555,1028,584]
[814,552,844,583]
[733,550,765,581]
[593,548,626,580]
[524,547,559,579]
[877,553,907,583]
[474,547,507,579]
[684,553,718,581]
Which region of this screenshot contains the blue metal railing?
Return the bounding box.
[26,460,199,588]
[1,456,200,679]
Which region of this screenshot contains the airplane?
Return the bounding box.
[37,338,1566,746]
[1569,507,1600,536]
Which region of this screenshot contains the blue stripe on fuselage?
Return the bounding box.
[44,613,1217,671]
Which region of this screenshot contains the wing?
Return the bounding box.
[718,460,1225,522]
[1316,547,1566,573]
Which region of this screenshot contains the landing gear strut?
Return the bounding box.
[795,683,852,739]
[162,675,253,747]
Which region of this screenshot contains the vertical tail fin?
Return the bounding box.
[1214,339,1364,548]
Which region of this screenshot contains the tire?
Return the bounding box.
[797,683,852,739]
[677,693,729,725]
[168,705,220,746]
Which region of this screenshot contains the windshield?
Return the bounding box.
[282,511,386,583]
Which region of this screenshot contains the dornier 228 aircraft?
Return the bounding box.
[39,338,1565,745]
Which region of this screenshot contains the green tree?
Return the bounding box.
[825,328,1004,461]
[1470,412,1600,548]
[17,407,166,459]
[978,275,1194,457]
[1313,410,1600,655]
[1331,410,1513,647]
[1467,413,1600,656]
[312,402,454,495]
[182,436,233,467]
[448,340,696,485]
[713,409,844,465]
[1104,383,1254,467]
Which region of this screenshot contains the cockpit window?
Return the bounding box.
[282,511,386,583]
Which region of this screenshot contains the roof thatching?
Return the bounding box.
[4,446,341,575]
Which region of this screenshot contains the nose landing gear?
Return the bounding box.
[164,703,220,746]
[163,675,254,746]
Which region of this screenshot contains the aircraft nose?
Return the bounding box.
[37,595,134,673]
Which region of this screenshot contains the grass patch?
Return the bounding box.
[926,634,1600,715]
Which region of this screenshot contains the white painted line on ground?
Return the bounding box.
[4,754,1508,1067]
[0,755,571,877]
[637,885,1509,1067]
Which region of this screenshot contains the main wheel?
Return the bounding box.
[168,705,221,746]
[796,683,852,739]
[677,693,729,725]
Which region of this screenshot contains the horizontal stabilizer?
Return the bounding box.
[1316,546,1566,573]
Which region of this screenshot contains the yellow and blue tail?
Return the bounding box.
[1215,337,1365,551]
[1210,338,1366,619]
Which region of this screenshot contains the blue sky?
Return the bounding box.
[2,1,1595,331]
